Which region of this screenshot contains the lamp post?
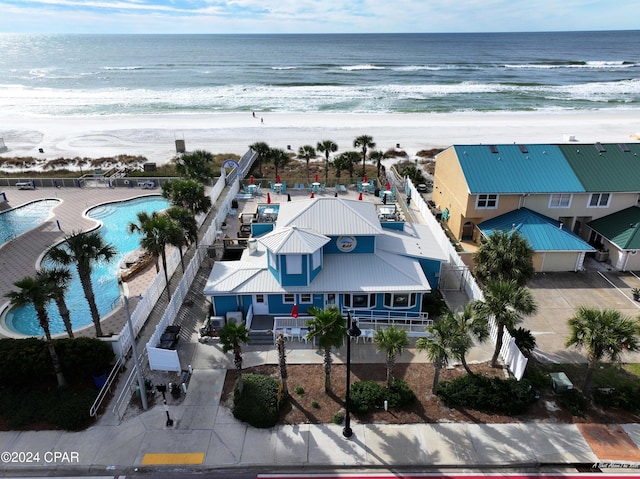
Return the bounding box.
[343,311,361,439]
[120,283,148,411]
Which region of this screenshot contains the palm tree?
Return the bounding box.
[316,140,338,184]
[249,141,270,177]
[161,179,212,218]
[369,150,388,180]
[511,327,537,359]
[473,230,535,288]
[166,206,198,248]
[354,135,375,176]
[42,267,74,338]
[416,316,456,394]
[128,211,182,300]
[219,321,251,391]
[277,332,289,397]
[306,306,346,393]
[48,230,116,338]
[334,151,359,182]
[174,150,215,183]
[472,280,538,368]
[298,145,316,182]
[566,307,640,395]
[446,304,490,375]
[269,148,290,183]
[6,273,67,387]
[373,326,409,388]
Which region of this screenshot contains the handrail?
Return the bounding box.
[89,354,125,417]
[112,349,148,419]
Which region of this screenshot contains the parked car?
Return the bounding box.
[416,183,429,192]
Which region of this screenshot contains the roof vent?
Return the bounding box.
[619,143,631,152]
[488,145,498,154]
[518,144,528,154]
[595,142,606,153]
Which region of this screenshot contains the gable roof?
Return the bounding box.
[257,226,330,254]
[478,207,594,252]
[454,144,584,194]
[587,206,640,250]
[275,197,383,236]
[558,143,640,192]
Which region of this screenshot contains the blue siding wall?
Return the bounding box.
[418,258,441,289]
[380,222,405,231]
[213,296,239,316]
[324,235,376,254]
[280,254,310,286]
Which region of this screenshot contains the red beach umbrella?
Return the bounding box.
[310,192,315,199]
[267,192,271,204]
[363,174,367,183]
[250,176,254,185]
[277,174,281,183]
[291,303,299,318]
[358,192,363,201]
[385,181,391,191]
[314,173,319,182]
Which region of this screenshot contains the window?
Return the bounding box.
[588,193,611,208]
[476,194,498,209]
[283,294,295,303]
[312,249,321,269]
[286,254,302,274]
[343,294,376,308]
[268,250,276,269]
[300,293,312,304]
[384,293,417,308]
[549,194,572,208]
[256,294,265,303]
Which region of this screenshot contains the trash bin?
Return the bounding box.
[550,372,573,394]
[231,199,239,209]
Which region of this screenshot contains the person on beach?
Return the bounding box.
[261,117,264,124]
[252,112,256,118]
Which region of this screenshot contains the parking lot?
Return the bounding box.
[525,268,640,364]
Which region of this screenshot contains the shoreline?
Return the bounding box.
[2,110,640,166]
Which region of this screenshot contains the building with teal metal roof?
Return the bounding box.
[454,144,584,194]
[478,208,594,271]
[587,206,640,271]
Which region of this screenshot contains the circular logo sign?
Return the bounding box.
[336,236,357,252]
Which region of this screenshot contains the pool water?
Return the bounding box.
[0,199,61,247]
[5,196,170,336]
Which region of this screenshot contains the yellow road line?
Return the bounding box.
[141,452,205,465]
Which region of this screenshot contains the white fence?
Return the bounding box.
[405,177,527,378]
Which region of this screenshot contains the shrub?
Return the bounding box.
[593,385,640,413]
[350,380,386,414]
[0,338,52,388]
[54,337,115,383]
[350,380,416,414]
[311,400,320,409]
[232,374,282,428]
[332,412,345,424]
[557,389,586,417]
[294,385,305,396]
[437,374,533,416]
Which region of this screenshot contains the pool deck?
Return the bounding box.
[0,186,165,339]
[0,181,417,339]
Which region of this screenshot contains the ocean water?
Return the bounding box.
[0,31,639,116]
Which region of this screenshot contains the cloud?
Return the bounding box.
[1,0,639,33]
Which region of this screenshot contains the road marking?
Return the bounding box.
[141,452,205,465]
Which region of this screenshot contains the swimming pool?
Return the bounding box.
[0,199,61,247]
[4,196,170,336]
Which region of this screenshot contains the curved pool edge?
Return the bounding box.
[0,197,63,252]
[1,193,167,338]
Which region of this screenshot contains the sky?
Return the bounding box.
[0,0,638,34]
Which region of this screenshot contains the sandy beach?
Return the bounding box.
[2,110,640,166]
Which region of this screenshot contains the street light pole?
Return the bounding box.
[121,283,148,411]
[343,311,361,439]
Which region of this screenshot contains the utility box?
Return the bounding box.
[226,311,243,325]
[550,372,574,394]
[175,139,186,153]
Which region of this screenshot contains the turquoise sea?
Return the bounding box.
[0,31,639,116]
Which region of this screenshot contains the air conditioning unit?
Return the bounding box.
[226,311,243,325]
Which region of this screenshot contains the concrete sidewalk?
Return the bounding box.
[2,344,640,475]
